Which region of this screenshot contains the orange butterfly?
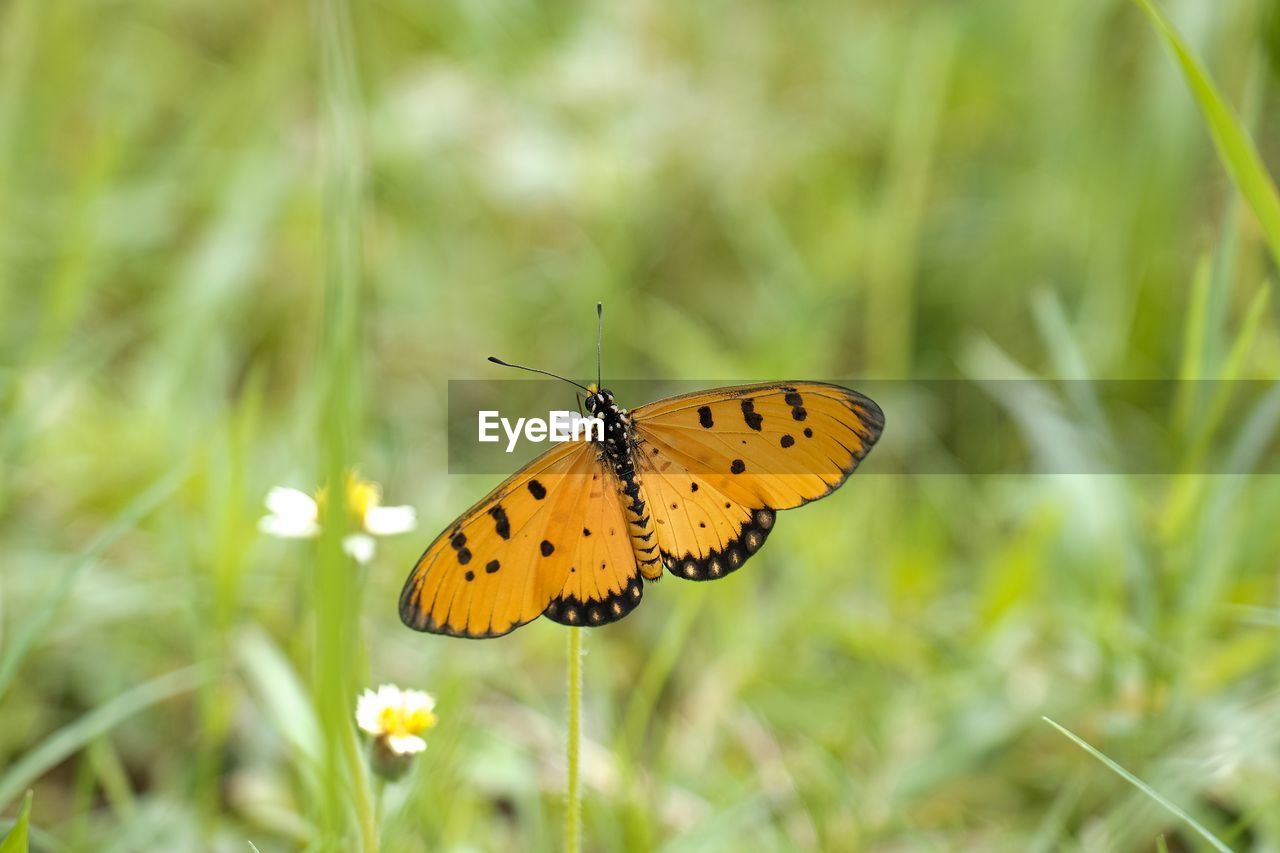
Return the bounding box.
[400,307,884,638]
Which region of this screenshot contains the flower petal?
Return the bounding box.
[355,689,384,734]
[343,533,377,565]
[385,734,427,755]
[265,487,319,518]
[364,504,417,536]
[259,513,321,539]
[376,683,403,702]
[260,488,321,538]
[400,689,436,716]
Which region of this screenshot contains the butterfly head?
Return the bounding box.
[584,386,617,415]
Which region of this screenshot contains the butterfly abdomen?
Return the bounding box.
[619,468,662,581]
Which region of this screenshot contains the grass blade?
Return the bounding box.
[313,0,372,845]
[1132,0,1280,266]
[0,465,187,701]
[0,791,31,853]
[235,627,321,768]
[1042,717,1232,853]
[0,666,208,811]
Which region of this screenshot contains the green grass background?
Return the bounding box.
[3,0,1280,850]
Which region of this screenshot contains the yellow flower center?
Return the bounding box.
[313,471,381,528]
[344,473,380,524]
[377,704,438,737]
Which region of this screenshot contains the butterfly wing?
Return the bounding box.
[399,440,643,637]
[542,463,645,628]
[631,382,883,580]
[401,381,880,632]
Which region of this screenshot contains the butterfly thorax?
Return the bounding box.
[586,388,662,579]
[585,388,633,472]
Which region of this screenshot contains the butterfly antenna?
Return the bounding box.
[487,356,592,393]
[596,302,603,390]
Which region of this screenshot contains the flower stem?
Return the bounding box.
[344,722,379,852]
[566,626,583,853]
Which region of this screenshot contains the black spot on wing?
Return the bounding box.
[780,434,795,448]
[697,406,714,428]
[741,399,763,431]
[485,559,501,574]
[457,547,472,565]
[730,459,746,474]
[528,480,547,500]
[784,391,804,407]
[540,539,555,557]
[488,505,511,540]
[803,427,813,439]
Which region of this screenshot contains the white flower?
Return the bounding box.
[259,473,417,565]
[343,533,377,565]
[364,504,417,536]
[356,684,437,756]
[258,487,321,538]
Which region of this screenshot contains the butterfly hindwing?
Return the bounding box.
[632,382,883,580]
[543,465,644,627]
[633,453,776,581]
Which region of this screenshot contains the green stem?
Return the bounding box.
[566,627,583,853]
[313,0,369,846]
[344,722,379,852]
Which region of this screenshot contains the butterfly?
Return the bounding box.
[399,306,884,638]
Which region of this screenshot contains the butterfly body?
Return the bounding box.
[584,387,664,584]
[401,381,883,638]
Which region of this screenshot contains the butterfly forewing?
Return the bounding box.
[401,440,595,637]
[400,439,645,637]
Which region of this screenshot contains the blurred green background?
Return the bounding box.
[3,0,1280,850]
